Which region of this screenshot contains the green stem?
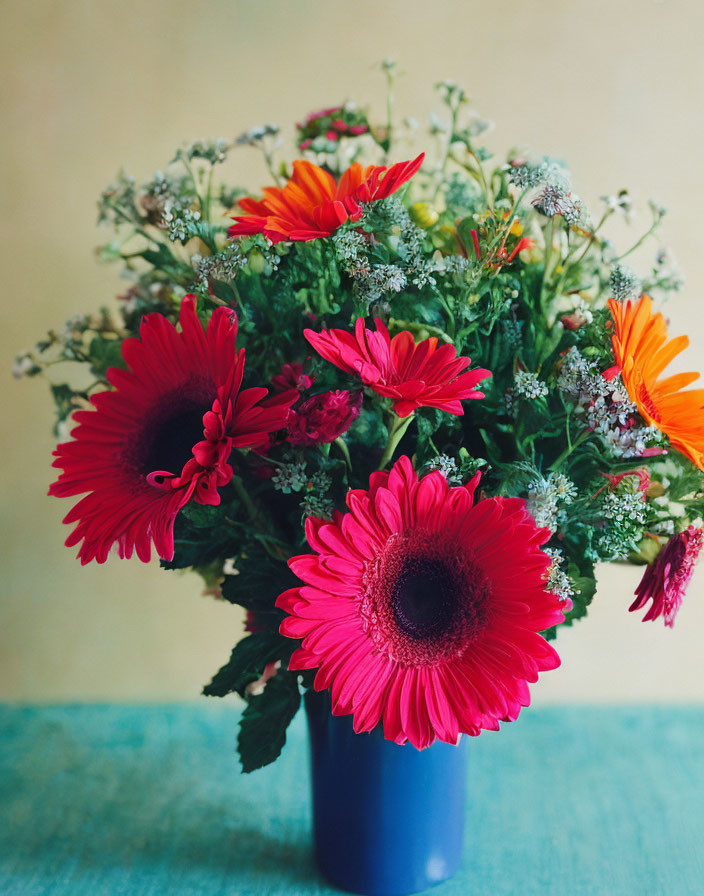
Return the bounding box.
[384,69,395,162]
[449,152,494,215]
[434,105,459,197]
[378,413,415,470]
[570,209,611,266]
[333,437,352,470]
[615,218,661,262]
[502,188,530,235]
[107,202,164,247]
[232,475,263,527]
[538,215,556,309]
[469,151,494,216]
[231,474,290,561]
[548,429,589,471]
[229,280,248,320]
[202,167,214,224]
[262,145,281,185]
[181,155,202,204]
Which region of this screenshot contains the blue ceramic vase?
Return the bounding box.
[305,690,469,896]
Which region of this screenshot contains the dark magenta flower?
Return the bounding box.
[271,362,315,393]
[287,390,362,446]
[630,525,703,626]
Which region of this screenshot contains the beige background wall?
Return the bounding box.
[2,0,703,703]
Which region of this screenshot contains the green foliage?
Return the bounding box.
[203,629,294,698]
[220,542,299,616]
[27,72,699,771]
[161,497,240,570]
[237,670,301,773]
[50,383,80,425]
[545,563,598,641]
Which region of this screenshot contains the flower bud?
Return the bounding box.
[409,202,439,229]
[248,250,266,274]
[630,535,663,566]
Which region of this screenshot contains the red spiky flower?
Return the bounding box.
[49,296,296,564]
[276,456,565,749]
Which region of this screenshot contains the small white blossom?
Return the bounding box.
[12,353,35,379]
[543,548,578,603]
[602,190,634,223]
[183,138,230,165]
[514,370,548,400]
[223,558,239,576]
[424,455,462,485]
[166,205,201,243]
[532,185,584,224]
[597,489,648,559]
[236,123,279,146]
[527,472,578,533]
[550,472,578,504]
[610,264,641,301]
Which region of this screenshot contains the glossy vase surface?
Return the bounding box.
[305,691,469,896]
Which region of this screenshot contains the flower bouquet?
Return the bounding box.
[18,66,704,895]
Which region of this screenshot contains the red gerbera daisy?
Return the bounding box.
[276,456,565,749]
[630,525,703,626]
[49,296,296,564]
[228,154,424,244]
[304,318,491,417]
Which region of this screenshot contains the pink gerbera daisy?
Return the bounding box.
[304,318,491,417]
[630,525,703,626]
[49,296,296,564]
[276,456,565,749]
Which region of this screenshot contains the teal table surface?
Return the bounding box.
[1,704,703,896]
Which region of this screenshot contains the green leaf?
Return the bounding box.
[138,243,179,268]
[161,507,236,570]
[50,383,77,422]
[88,335,126,378]
[237,670,301,773]
[180,502,224,529]
[203,629,293,698]
[667,464,704,502]
[220,543,298,613]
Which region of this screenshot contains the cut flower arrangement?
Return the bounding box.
[19,71,704,778]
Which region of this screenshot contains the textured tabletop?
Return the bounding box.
[1,704,703,896]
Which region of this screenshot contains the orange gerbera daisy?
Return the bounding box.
[606,295,704,470]
[228,153,424,243]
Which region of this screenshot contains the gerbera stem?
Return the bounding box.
[378,413,415,470]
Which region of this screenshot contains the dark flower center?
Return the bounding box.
[361,530,492,666]
[391,557,458,641]
[142,406,208,476]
